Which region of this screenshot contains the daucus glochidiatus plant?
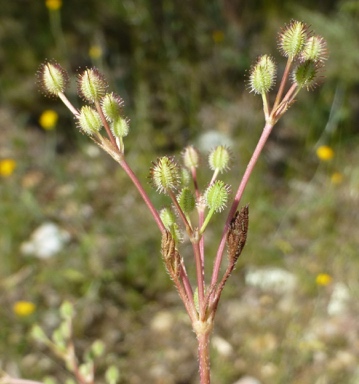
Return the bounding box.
[35,20,327,384]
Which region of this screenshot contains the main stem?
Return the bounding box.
[198,332,211,384]
[194,320,213,384]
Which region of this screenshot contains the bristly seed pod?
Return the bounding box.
[292,60,321,90]
[249,55,276,95]
[101,92,125,122]
[300,35,328,63]
[227,205,249,265]
[111,117,129,138]
[204,180,230,212]
[208,145,231,173]
[180,167,191,186]
[77,106,103,135]
[37,61,69,97]
[150,156,180,194]
[160,207,177,229]
[182,146,200,169]
[177,187,196,215]
[77,68,108,103]
[160,208,182,243]
[278,20,309,60]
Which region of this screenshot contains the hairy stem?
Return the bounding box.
[95,100,118,149]
[0,379,44,384]
[119,158,165,232]
[58,92,79,117]
[194,321,213,384]
[272,58,292,112]
[211,121,274,287]
[191,167,205,265]
[193,238,205,319]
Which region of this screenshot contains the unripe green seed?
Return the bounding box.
[79,362,93,382]
[37,61,69,96]
[150,156,180,194]
[31,325,48,343]
[180,167,191,186]
[292,60,319,90]
[52,328,66,350]
[278,20,308,59]
[77,106,103,135]
[209,145,231,173]
[177,187,195,214]
[90,340,105,358]
[111,117,129,138]
[78,68,108,103]
[59,321,71,340]
[105,365,121,384]
[249,55,276,95]
[101,92,124,121]
[300,35,328,63]
[160,208,177,229]
[182,146,200,169]
[204,180,230,212]
[60,300,74,320]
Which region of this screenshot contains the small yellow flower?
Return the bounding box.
[39,110,59,130]
[13,301,36,317]
[89,45,103,60]
[316,273,332,286]
[331,172,343,185]
[45,0,62,11]
[212,30,225,44]
[0,159,16,177]
[316,145,334,161]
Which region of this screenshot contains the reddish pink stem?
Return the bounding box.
[119,158,165,233]
[197,327,212,384]
[272,58,292,112]
[211,121,274,287]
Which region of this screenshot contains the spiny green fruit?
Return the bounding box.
[249,55,276,95]
[78,68,108,103]
[204,180,230,212]
[37,61,69,96]
[150,156,180,194]
[77,106,103,135]
[209,145,231,173]
[278,20,308,60]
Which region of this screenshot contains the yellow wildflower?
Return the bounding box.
[316,145,334,161]
[39,110,58,130]
[45,0,62,11]
[0,159,16,177]
[13,301,36,317]
[316,273,332,286]
[212,30,225,44]
[89,45,103,60]
[331,172,343,185]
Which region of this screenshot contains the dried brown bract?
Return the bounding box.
[227,205,249,265]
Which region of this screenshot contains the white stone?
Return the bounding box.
[197,130,233,152]
[232,376,262,384]
[150,310,174,333]
[245,267,297,294]
[327,282,351,316]
[20,222,70,259]
[212,335,233,357]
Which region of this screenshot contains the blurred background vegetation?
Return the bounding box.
[1,1,359,383]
